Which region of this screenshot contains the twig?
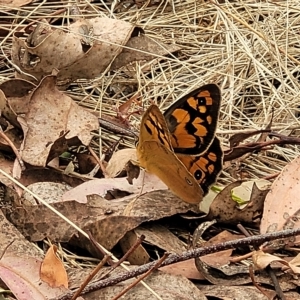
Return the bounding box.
[229,251,253,263]
[224,133,300,162]
[87,231,114,266]
[111,234,146,269]
[111,253,169,300]
[97,234,146,281]
[237,223,252,238]
[249,265,272,299]
[0,131,25,171]
[98,117,138,138]
[263,173,280,181]
[87,146,108,177]
[238,225,285,299]
[267,265,286,300]
[71,254,111,300]
[54,228,300,300]
[0,240,15,260]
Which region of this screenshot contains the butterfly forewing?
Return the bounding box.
[177,137,223,195]
[137,105,203,204]
[164,84,221,155]
[138,105,173,151]
[137,140,203,204]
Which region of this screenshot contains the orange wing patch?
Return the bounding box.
[187,96,198,110]
[197,90,213,105]
[177,137,223,195]
[164,84,222,155]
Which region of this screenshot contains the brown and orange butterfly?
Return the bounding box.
[136,84,223,204]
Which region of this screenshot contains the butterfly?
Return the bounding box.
[136,84,223,204]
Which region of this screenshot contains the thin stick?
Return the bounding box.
[0,240,15,260]
[0,131,25,171]
[71,254,111,300]
[88,146,108,177]
[107,234,145,270]
[249,265,271,299]
[91,232,146,281]
[87,231,114,266]
[55,227,300,300]
[111,253,169,300]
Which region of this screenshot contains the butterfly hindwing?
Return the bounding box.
[177,137,223,195]
[164,84,221,155]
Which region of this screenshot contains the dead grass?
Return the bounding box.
[1,0,300,291]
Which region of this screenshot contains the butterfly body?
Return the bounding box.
[137,84,223,204]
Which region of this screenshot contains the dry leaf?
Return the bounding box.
[202,285,275,300]
[231,180,271,207]
[82,189,200,253]
[119,223,186,265]
[110,34,181,71]
[19,168,84,188]
[7,197,105,242]
[23,182,72,205]
[253,250,300,274]
[62,169,168,203]
[12,17,135,82]
[75,152,102,176]
[0,254,67,300]
[0,209,43,259]
[135,224,186,253]
[0,155,14,187]
[0,128,22,153]
[0,87,20,129]
[208,180,268,224]
[117,93,140,119]
[82,215,146,254]
[8,189,199,248]
[160,259,204,280]
[20,75,98,166]
[261,156,300,246]
[119,230,150,265]
[106,148,137,178]
[40,245,68,288]
[199,231,241,268]
[0,78,36,116]
[97,270,207,300]
[194,224,249,285]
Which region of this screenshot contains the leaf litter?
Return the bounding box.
[1,1,300,300]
